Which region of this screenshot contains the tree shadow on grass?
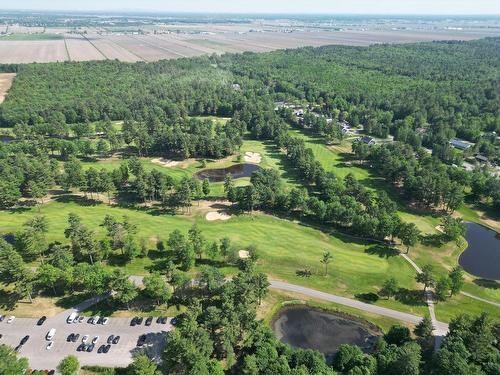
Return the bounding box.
[55,293,92,310]
[395,288,427,307]
[421,234,445,247]
[54,194,103,207]
[473,279,500,290]
[364,245,399,258]
[0,289,20,311]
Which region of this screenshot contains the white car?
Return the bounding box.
[92,316,100,325]
[46,341,54,350]
[92,336,99,344]
[6,316,15,324]
[82,335,89,343]
[102,317,109,325]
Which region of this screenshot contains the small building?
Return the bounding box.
[231,83,241,91]
[358,136,376,145]
[294,108,304,117]
[449,138,472,150]
[474,153,489,163]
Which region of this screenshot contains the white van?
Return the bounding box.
[46,328,56,341]
[67,312,77,323]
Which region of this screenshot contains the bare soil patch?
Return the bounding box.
[244,151,262,164]
[151,158,182,168]
[0,73,15,103]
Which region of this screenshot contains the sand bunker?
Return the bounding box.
[244,152,262,164]
[238,250,250,259]
[206,211,232,221]
[151,158,181,168]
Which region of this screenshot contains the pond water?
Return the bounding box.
[458,222,500,280]
[0,135,14,143]
[195,163,261,182]
[272,306,379,361]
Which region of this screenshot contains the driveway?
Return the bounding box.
[0,314,171,371]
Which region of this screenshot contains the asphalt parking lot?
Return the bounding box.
[0,312,171,371]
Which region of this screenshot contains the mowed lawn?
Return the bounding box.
[0,200,426,317]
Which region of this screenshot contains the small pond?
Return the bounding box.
[272,305,379,361]
[458,222,500,280]
[0,135,14,143]
[195,163,261,182]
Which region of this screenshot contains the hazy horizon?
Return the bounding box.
[1,0,500,16]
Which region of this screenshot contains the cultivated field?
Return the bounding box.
[0,24,498,63]
[0,72,15,103]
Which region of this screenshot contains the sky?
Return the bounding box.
[0,0,499,15]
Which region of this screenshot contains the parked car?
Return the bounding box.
[170,317,178,326]
[92,316,100,325]
[161,317,168,324]
[92,336,99,344]
[78,316,85,323]
[0,315,5,322]
[6,316,15,324]
[72,333,80,342]
[82,335,89,343]
[98,344,105,353]
[156,316,163,324]
[48,370,55,375]
[37,316,47,326]
[102,317,109,325]
[97,317,104,324]
[20,335,29,345]
[112,336,120,344]
[107,335,114,344]
[136,317,143,325]
[145,317,153,326]
[137,334,147,347]
[86,343,95,352]
[130,317,138,326]
[14,344,22,352]
[46,341,54,350]
[46,328,56,341]
[67,333,74,342]
[73,315,80,323]
[67,312,77,323]
[103,344,111,353]
[76,343,85,352]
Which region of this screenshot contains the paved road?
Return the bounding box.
[270,280,449,332]
[0,314,171,372]
[460,291,500,307]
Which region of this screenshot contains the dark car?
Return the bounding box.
[145,317,153,326]
[136,317,144,325]
[98,344,105,353]
[170,317,178,326]
[48,371,55,375]
[112,336,120,344]
[86,343,95,352]
[130,317,137,326]
[37,316,47,326]
[137,334,147,347]
[107,335,114,344]
[67,333,74,342]
[97,316,104,324]
[20,335,29,345]
[156,316,162,324]
[14,344,22,352]
[76,343,85,352]
[161,317,168,324]
[103,344,111,353]
[87,317,94,324]
[72,333,80,342]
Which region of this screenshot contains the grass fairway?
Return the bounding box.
[0,199,426,317]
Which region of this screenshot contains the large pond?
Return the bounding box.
[272,306,379,361]
[195,163,261,182]
[458,222,500,280]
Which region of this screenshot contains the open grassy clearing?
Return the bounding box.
[259,290,414,333]
[0,199,427,317]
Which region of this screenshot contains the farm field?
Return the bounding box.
[0,72,15,103]
[0,26,499,63]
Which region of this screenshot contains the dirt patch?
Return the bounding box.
[244,151,262,164]
[435,225,445,233]
[206,211,232,221]
[238,250,250,259]
[0,73,15,103]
